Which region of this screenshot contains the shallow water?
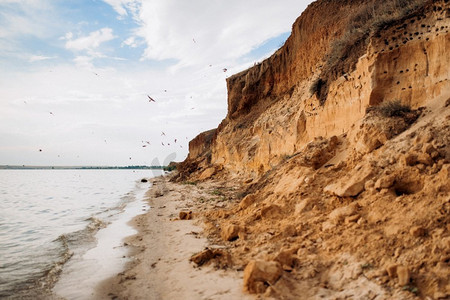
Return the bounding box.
[0,169,161,298]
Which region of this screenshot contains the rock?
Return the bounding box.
[410,226,426,237]
[416,153,433,166]
[329,203,358,224]
[260,204,283,219]
[274,247,298,268]
[243,260,282,294]
[198,167,216,180]
[324,164,373,197]
[345,214,360,224]
[190,249,213,266]
[281,224,297,237]
[439,164,450,181]
[295,199,311,214]
[422,143,436,155]
[221,224,241,241]
[386,264,398,278]
[386,264,410,285]
[402,152,418,166]
[374,174,395,189]
[140,178,148,182]
[179,211,193,220]
[239,193,256,210]
[396,265,410,286]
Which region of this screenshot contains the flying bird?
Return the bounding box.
[49,112,54,115]
[147,95,156,102]
[161,142,165,146]
[223,68,227,72]
[174,139,177,143]
[39,149,42,152]
[161,131,166,136]
[142,145,147,148]
[193,38,196,43]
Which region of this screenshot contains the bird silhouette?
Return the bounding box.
[223,68,227,72]
[174,139,177,143]
[147,95,156,102]
[161,132,166,136]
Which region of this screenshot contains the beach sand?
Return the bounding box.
[96,175,252,300]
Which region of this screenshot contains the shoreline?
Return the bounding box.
[96,175,252,300]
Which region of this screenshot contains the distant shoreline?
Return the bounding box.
[0,165,166,170]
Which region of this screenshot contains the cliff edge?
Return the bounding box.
[176,0,450,298]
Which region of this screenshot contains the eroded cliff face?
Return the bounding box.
[202,0,449,178]
[178,1,450,298]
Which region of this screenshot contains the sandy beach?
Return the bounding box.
[96,175,253,300]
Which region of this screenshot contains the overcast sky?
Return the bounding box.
[0,0,312,166]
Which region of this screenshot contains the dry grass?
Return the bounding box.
[368,100,412,117]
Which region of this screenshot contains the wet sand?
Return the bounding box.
[97,176,251,300]
[53,190,150,299]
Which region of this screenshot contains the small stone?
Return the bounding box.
[239,193,256,210]
[410,226,426,237]
[198,167,215,180]
[396,265,410,285]
[243,260,282,294]
[179,211,193,220]
[345,214,360,224]
[329,204,358,224]
[295,199,310,214]
[190,249,214,266]
[375,174,395,189]
[416,153,433,166]
[221,224,241,241]
[274,247,298,268]
[422,143,436,154]
[281,224,297,237]
[324,165,372,197]
[386,264,398,278]
[260,204,283,219]
[402,153,418,166]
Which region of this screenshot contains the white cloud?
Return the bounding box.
[101,0,141,20]
[122,36,140,48]
[65,28,116,52]
[119,0,311,68]
[29,55,55,62]
[0,0,55,39]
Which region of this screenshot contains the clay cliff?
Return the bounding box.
[176,0,450,298]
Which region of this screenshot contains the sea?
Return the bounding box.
[0,169,163,299]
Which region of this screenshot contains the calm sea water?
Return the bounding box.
[0,169,162,299]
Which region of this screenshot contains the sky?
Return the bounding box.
[0,0,313,166]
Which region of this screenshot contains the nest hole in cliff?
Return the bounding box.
[393,179,423,196]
